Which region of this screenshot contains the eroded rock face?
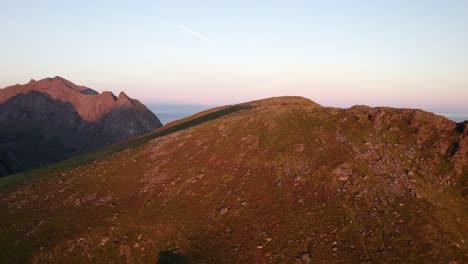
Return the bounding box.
[0,77,162,176]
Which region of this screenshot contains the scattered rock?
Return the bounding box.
[334,164,353,181]
[332,241,338,251]
[99,236,109,246]
[301,253,311,263]
[220,206,229,215]
[295,144,306,152]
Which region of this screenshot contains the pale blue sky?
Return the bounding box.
[1,0,467,111]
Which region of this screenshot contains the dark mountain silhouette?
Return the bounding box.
[0,77,162,176]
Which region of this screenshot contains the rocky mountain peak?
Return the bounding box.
[116,91,135,107]
[0,77,162,177]
[0,77,143,121]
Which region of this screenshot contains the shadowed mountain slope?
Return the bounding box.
[0,96,466,263]
[0,77,162,176]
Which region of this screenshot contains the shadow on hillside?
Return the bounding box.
[157,251,186,264]
[0,105,253,190]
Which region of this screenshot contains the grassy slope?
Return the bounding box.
[0,97,466,263]
[0,105,250,191]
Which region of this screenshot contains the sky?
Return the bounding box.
[1,0,467,112]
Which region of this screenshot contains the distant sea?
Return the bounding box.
[146,104,213,125]
[146,104,468,125]
[436,113,468,123]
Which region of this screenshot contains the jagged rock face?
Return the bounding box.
[0,77,162,176]
[0,97,466,263]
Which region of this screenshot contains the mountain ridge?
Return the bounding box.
[0,76,152,122]
[0,77,162,177]
[0,96,466,263]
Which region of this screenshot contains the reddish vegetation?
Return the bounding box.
[0,96,466,263]
[0,76,144,121]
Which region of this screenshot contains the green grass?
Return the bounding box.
[0,105,252,191]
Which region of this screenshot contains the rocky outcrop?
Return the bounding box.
[0,77,162,176]
[453,121,468,184]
